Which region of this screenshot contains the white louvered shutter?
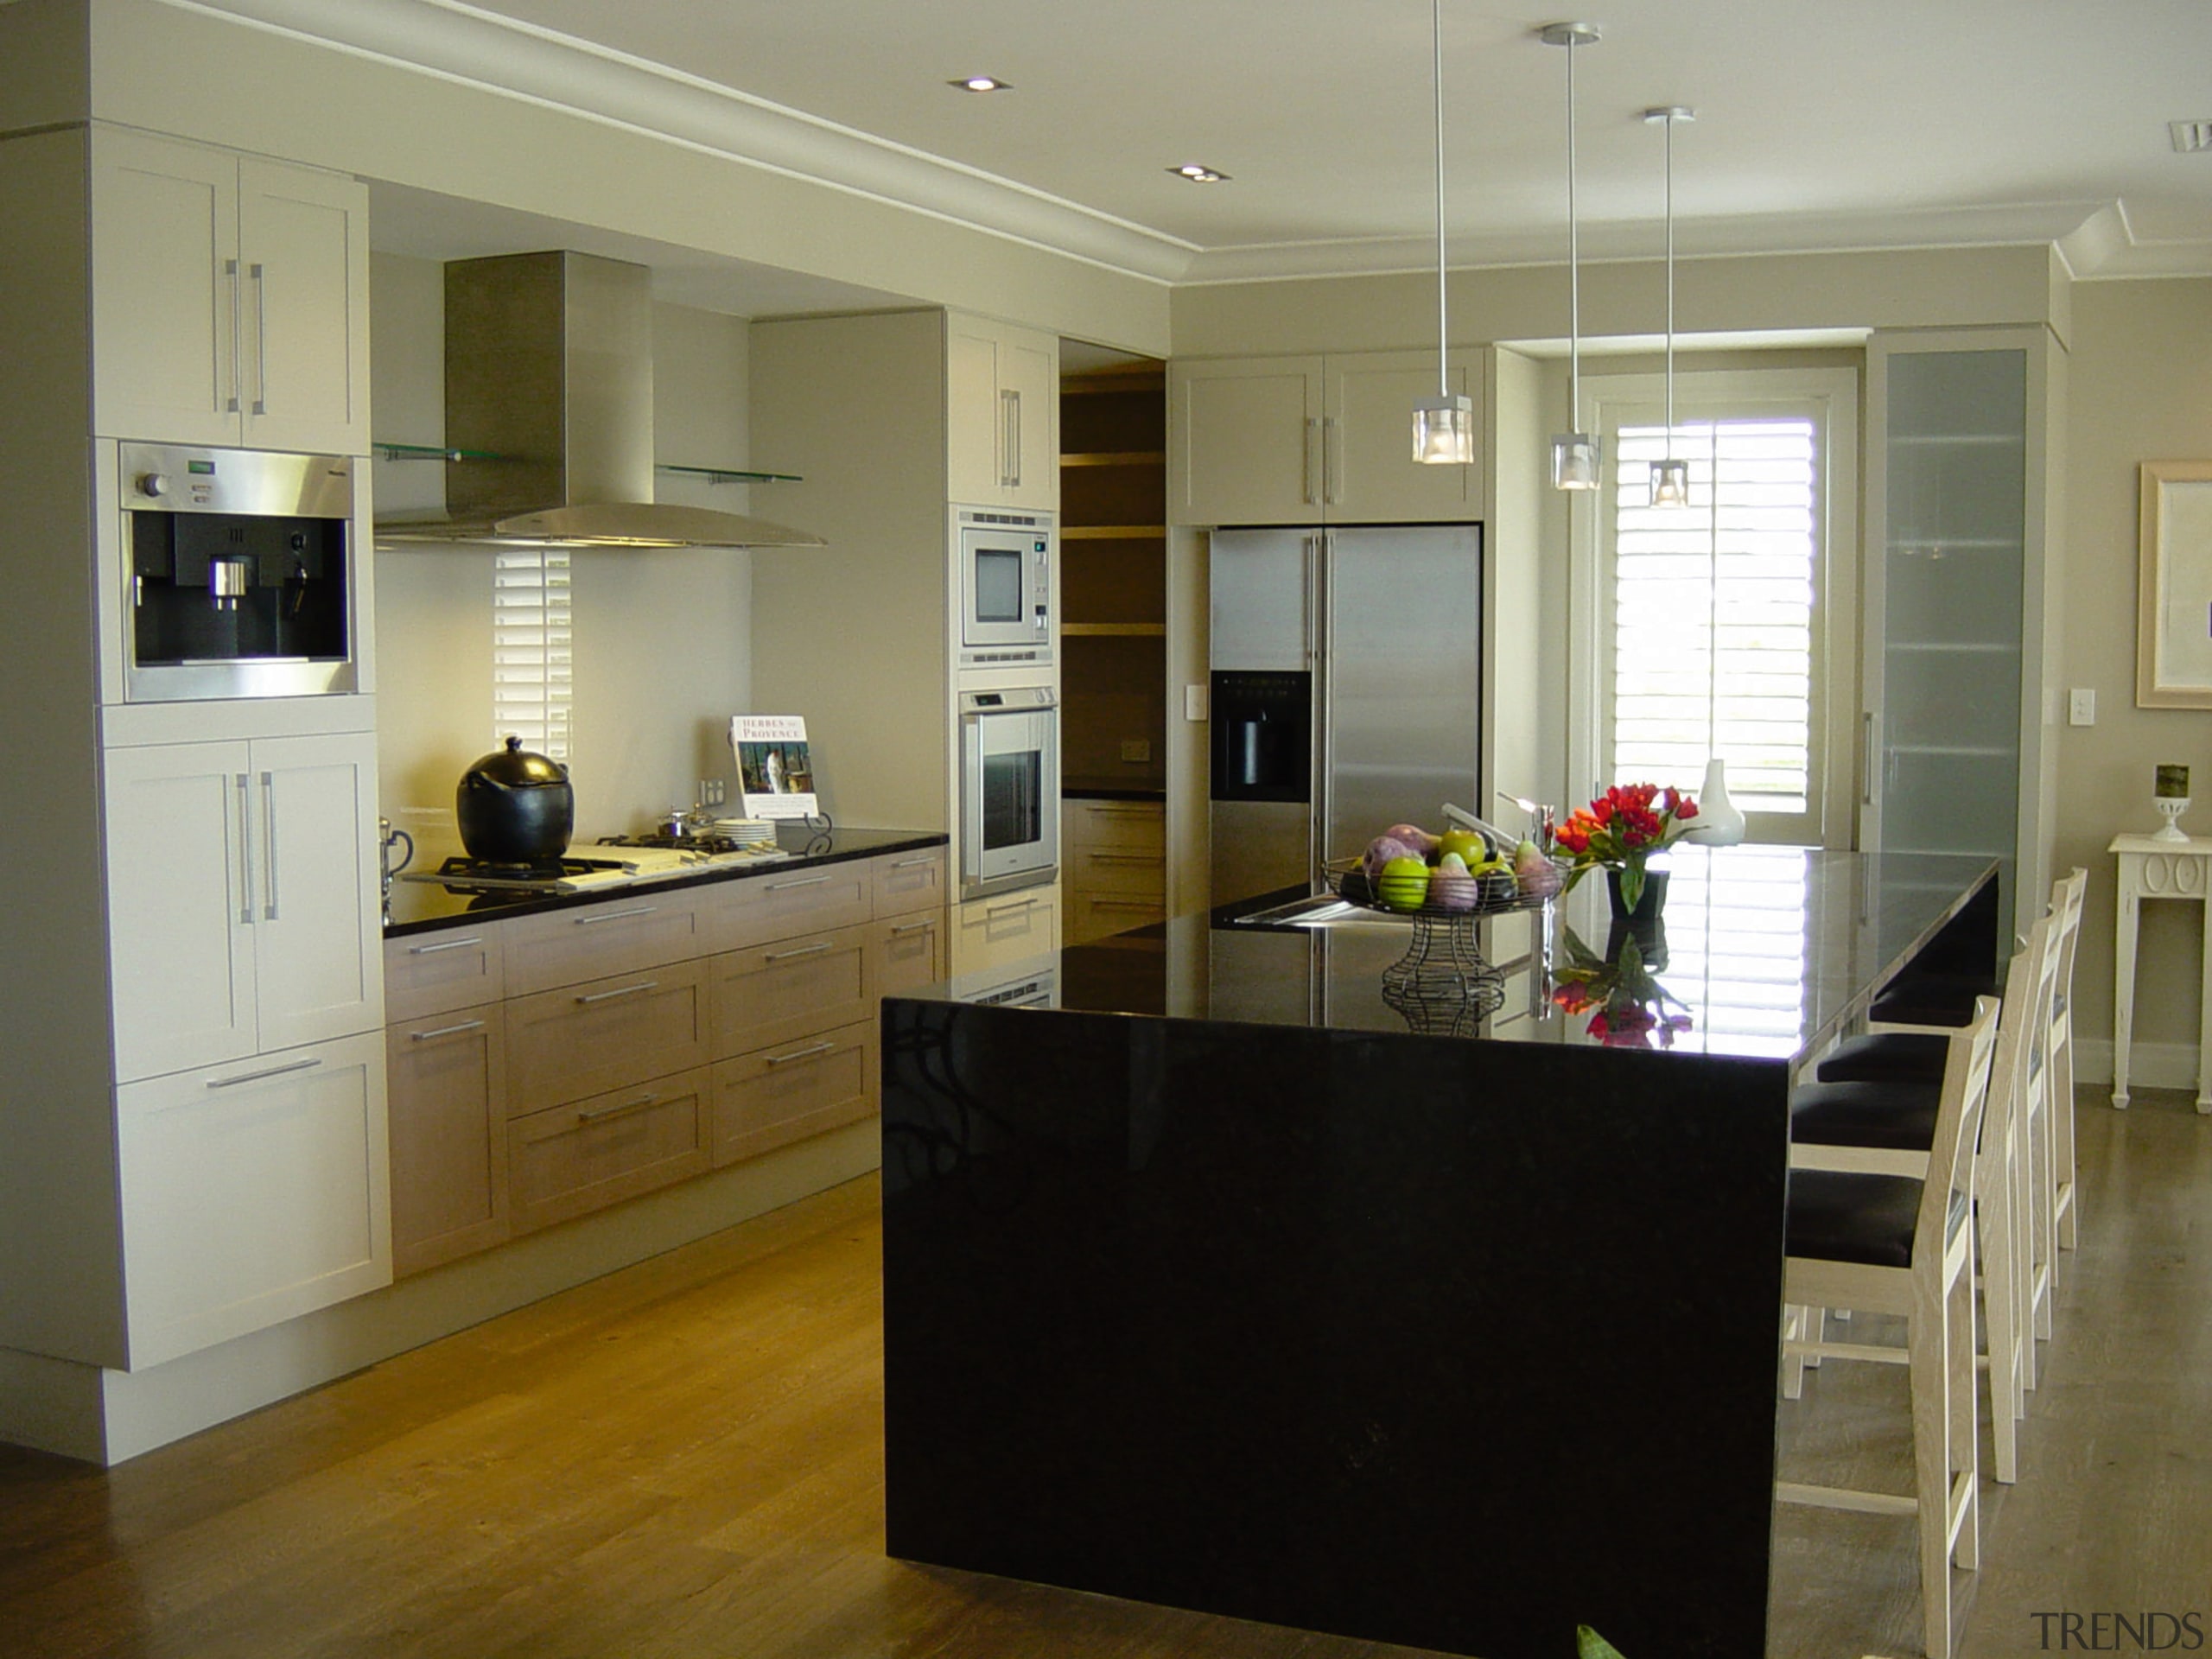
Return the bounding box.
[492,549,573,760]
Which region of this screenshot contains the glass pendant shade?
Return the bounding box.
[1551,433,1602,490]
[1414,395,1477,465]
[1649,456,1690,507]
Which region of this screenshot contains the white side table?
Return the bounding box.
[2110,832,2212,1112]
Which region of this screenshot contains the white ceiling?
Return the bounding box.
[242,0,2212,312]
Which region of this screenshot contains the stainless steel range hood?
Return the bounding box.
[373,251,825,550]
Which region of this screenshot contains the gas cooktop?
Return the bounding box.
[405,836,789,894]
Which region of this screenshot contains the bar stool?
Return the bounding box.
[1777,995,1999,1659]
[2046,868,2087,1254]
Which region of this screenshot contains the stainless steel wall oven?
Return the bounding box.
[120,442,359,702]
[958,684,1059,899]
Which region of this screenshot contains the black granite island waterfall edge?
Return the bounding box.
[879,850,1999,1659]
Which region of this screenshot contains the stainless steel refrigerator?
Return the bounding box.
[1210,524,1482,906]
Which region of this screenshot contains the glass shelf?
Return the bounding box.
[655,463,803,485]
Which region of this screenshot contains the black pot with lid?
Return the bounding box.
[457,735,575,864]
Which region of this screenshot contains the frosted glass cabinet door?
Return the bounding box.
[89,128,241,447]
[104,740,258,1083]
[237,159,370,456]
[250,731,384,1053]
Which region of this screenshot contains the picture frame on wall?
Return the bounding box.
[2137,460,2212,709]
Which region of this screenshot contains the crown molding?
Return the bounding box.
[163,0,1200,284]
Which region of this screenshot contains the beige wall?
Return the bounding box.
[2058,276,2212,1078]
[370,253,758,859]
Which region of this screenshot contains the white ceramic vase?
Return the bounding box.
[1682,758,1747,846]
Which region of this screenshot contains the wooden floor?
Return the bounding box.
[3,1087,2208,1659]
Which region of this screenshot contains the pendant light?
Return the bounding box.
[1542,22,1600,491]
[1413,0,1474,465]
[1644,105,1694,508]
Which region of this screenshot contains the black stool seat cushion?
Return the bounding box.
[1787,1170,1923,1268]
[1787,1173,1968,1269]
[1816,1031,1949,1084]
[1869,969,2002,1027]
[1790,1078,1941,1150]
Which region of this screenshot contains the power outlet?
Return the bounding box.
[1120,739,1152,764]
[699,779,728,806]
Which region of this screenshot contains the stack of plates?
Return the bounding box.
[706,817,778,847]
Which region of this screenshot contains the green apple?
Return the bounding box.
[1377,855,1431,911]
[1435,828,1487,866]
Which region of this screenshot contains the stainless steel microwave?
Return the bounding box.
[119,442,359,702]
[956,505,1053,671]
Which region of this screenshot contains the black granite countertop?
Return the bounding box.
[917,846,1998,1068]
[384,823,946,939]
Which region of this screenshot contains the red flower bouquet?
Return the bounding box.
[1552,782,1699,912]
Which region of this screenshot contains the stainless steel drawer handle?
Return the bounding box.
[888,919,937,936]
[207,1056,321,1090]
[1084,804,1160,816]
[890,855,938,869]
[768,874,831,892]
[576,1092,660,1124]
[765,941,834,963]
[575,980,659,1005]
[407,935,486,955]
[574,905,659,926]
[984,898,1038,918]
[763,1039,839,1067]
[1087,852,1160,866]
[1094,899,1162,912]
[410,1019,487,1042]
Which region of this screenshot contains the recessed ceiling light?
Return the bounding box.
[950,74,1010,92]
[2172,119,2212,154]
[1171,163,1230,183]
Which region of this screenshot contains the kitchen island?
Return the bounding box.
[879,847,1998,1659]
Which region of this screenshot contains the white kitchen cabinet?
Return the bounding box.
[949,312,1058,511]
[104,728,383,1083]
[950,883,1061,979]
[1168,350,1489,526]
[386,1001,509,1278]
[1063,799,1166,945]
[1860,327,2061,941]
[116,1028,388,1370]
[90,126,369,456]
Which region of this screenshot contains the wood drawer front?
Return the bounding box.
[1069,890,1166,946]
[504,957,710,1116]
[502,889,709,998]
[1065,800,1165,855]
[870,912,947,1001]
[709,923,873,1058]
[871,848,949,918]
[1068,845,1166,898]
[710,862,874,952]
[386,1003,509,1276]
[384,927,506,1024]
[710,1019,876,1168]
[950,886,1059,979]
[508,1066,712,1236]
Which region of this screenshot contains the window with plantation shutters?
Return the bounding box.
[492,548,572,760]
[1580,368,1858,849]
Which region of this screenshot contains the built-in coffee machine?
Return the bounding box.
[119,442,359,702]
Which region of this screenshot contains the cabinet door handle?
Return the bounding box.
[576,1092,660,1124]
[1303,416,1321,505]
[248,262,268,416]
[888,918,937,937]
[234,772,255,925]
[1001,387,1020,488]
[763,1039,838,1068]
[224,258,243,414]
[207,1056,321,1090]
[765,940,833,963]
[410,1018,486,1042]
[260,770,280,921]
[573,905,659,926]
[1861,710,1878,807]
[768,874,831,892]
[574,980,658,1005]
[407,935,486,955]
[1321,415,1341,504]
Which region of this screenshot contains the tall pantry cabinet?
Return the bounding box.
[0,120,384,1435]
[1859,327,2064,943]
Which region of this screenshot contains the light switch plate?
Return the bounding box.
[2069,688,2095,727]
[1185,683,1208,721]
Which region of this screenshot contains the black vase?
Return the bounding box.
[1605,867,1669,922]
